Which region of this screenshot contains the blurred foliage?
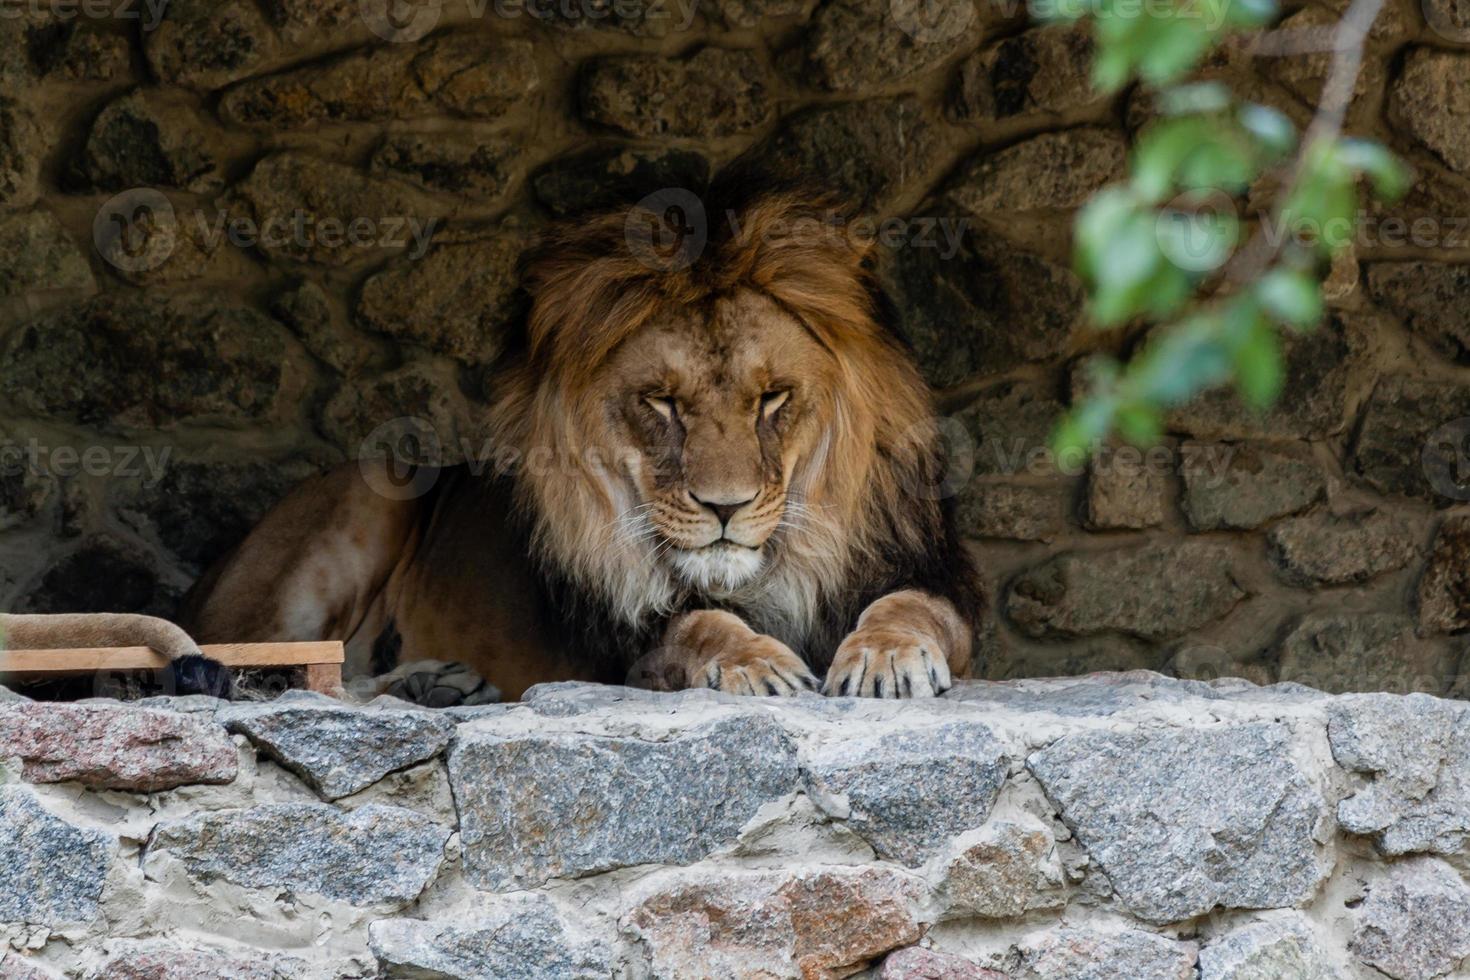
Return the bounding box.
[1044,0,1410,459]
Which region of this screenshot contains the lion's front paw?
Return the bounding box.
[696,634,819,697]
[823,627,952,698]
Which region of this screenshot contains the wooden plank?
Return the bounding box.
[0,641,344,676]
[304,662,344,695]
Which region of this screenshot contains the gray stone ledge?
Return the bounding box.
[5,672,1470,979]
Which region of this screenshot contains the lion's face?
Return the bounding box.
[598,289,839,593]
[501,188,942,630]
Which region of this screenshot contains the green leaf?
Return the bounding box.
[1335,139,1413,201]
[1238,104,1296,157]
[1116,402,1164,445]
[1158,82,1233,116]
[1256,267,1323,330]
[1220,0,1276,25]
[1232,320,1282,410]
[1051,400,1116,459]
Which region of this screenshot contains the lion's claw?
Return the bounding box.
[696,635,818,697]
[822,627,951,699]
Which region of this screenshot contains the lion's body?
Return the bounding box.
[177,177,983,701]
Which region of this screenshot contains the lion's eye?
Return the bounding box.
[645,396,677,421]
[761,390,790,419]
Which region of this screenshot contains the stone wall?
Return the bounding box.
[7,674,1470,978]
[1,0,1469,690]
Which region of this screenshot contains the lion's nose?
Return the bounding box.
[690,492,756,529]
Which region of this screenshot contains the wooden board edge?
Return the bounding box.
[0,641,345,675]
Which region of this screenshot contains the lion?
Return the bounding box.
[14,176,983,702]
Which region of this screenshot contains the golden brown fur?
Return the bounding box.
[176,181,982,701]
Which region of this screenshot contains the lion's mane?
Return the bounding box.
[484,172,981,673]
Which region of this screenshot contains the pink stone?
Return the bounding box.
[625,868,925,979]
[0,703,236,792]
[880,947,1009,979]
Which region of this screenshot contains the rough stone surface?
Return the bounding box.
[1367,262,1470,364]
[887,231,1083,388]
[1391,49,1470,175]
[1028,724,1329,923]
[1278,613,1451,696]
[951,25,1095,120]
[1010,927,1197,980]
[145,802,449,906]
[142,0,276,90]
[225,695,454,800]
[220,36,538,128]
[17,537,172,616]
[1354,377,1470,500]
[1265,6,1383,108]
[1084,453,1166,529]
[450,715,801,888]
[319,361,486,465]
[74,89,220,192]
[1181,443,1325,531]
[532,144,710,217]
[946,130,1127,213]
[368,131,521,202]
[624,868,924,979]
[802,0,976,91]
[115,453,329,570]
[803,722,1007,865]
[0,702,236,791]
[956,381,1068,478]
[0,96,42,209]
[1350,857,1470,980]
[0,209,93,298]
[0,953,60,979]
[10,680,1470,974]
[1418,516,1470,633]
[82,945,296,980]
[1267,510,1416,586]
[356,232,523,364]
[956,482,1072,542]
[0,786,110,925]
[0,295,302,431]
[369,894,611,979]
[1329,693,1470,856]
[942,820,1065,917]
[881,947,1005,979]
[580,49,773,139]
[1199,915,1336,980]
[1005,541,1247,641]
[17,15,129,83]
[762,98,941,210]
[225,153,446,266]
[269,279,375,376]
